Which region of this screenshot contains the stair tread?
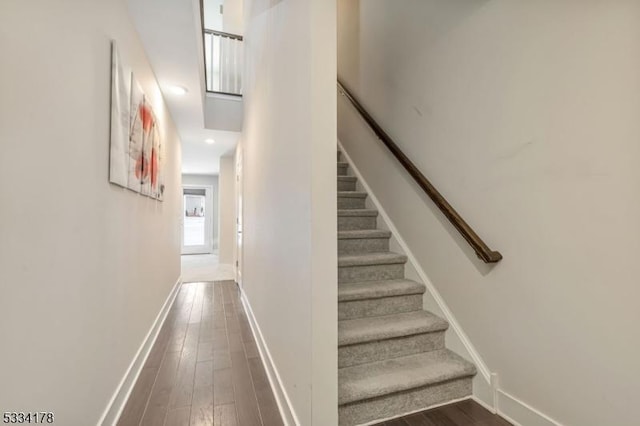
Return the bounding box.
[338,161,349,167]
[338,209,378,217]
[338,230,391,240]
[338,349,476,405]
[338,279,425,301]
[338,191,367,198]
[337,176,357,181]
[338,252,407,267]
[339,310,447,346]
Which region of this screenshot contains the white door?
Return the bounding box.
[182,186,214,255]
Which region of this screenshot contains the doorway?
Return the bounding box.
[181,185,214,255]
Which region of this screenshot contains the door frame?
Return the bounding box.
[181,184,214,255]
[234,145,243,286]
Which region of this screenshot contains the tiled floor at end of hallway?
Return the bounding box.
[117,280,283,426]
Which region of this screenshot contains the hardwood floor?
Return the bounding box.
[117,280,283,426]
[372,399,512,426]
[118,281,509,426]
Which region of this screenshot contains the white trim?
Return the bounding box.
[496,390,565,426]
[239,287,299,426]
[206,91,243,102]
[97,276,183,426]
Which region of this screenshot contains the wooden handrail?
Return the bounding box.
[204,28,244,41]
[337,79,503,264]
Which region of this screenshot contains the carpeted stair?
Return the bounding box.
[337,150,476,425]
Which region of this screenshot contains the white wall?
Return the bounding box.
[223,0,243,35]
[204,94,244,131]
[182,174,219,250]
[203,0,242,35]
[203,0,223,30]
[0,0,182,424]
[242,0,337,424]
[218,156,236,264]
[337,1,640,426]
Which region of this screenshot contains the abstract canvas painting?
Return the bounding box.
[109,40,165,201]
[128,77,145,193]
[152,104,166,200]
[109,43,130,188]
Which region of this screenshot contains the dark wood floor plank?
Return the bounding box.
[243,339,260,359]
[212,311,226,329]
[190,361,214,425]
[199,321,215,343]
[423,409,463,426]
[456,400,500,423]
[213,349,231,371]
[372,401,512,426]
[165,406,191,426]
[118,281,284,426]
[182,322,202,359]
[140,350,181,426]
[212,328,229,350]
[385,418,409,426]
[213,403,238,426]
[198,341,214,362]
[213,367,234,406]
[226,329,245,354]
[402,412,438,426]
[229,344,262,425]
[117,366,158,426]
[168,346,197,409]
[238,314,255,343]
[146,324,172,369]
[438,404,476,424]
[247,358,283,426]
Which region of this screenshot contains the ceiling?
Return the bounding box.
[127,0,239,175]
[182,130,238,175]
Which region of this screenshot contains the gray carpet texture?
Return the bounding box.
[336,150,476,425]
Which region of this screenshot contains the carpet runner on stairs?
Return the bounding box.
[337,149,476,426]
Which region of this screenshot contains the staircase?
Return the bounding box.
[337,150,477,425]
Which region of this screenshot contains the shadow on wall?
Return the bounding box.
[338,97,495,276]
[338,0,489,91]
[337,0,494,274]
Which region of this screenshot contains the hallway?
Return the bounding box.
[181,255,235,283]
[117,281,282,426]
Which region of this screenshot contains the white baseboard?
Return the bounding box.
[97,276,183,426]
[239,287,299,426]
[496,390,565,426]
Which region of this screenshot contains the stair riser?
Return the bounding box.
[338,377,473,426]
[338,164,349,176]
[338,216,377,231]
[339,264,404,284]
[339,331,445,368]
[338,294,422,320]
[338,237,390,255]
[338,180,356,191]
[338,197,367,209]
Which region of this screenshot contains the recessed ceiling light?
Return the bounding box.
[167,85,188,95]
[205,138,215,144]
